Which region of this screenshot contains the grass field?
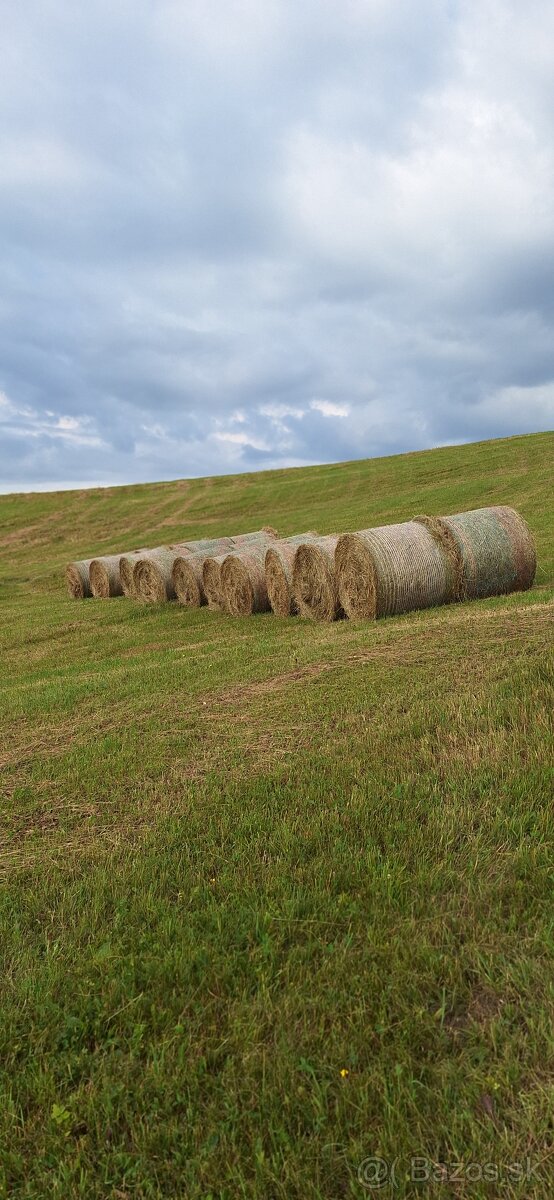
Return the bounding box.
[1,431,553,1198]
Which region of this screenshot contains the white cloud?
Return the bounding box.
[0,393,105,448]
[259,403,306,421]
[212,430,270,451]
[310,400,350,418]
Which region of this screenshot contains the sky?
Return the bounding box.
[1,0,553,493]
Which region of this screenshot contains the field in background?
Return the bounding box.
[1,432,553,1198]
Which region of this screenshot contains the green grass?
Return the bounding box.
[1,432,553,1198]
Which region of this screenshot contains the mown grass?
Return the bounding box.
[0,432,553,1198]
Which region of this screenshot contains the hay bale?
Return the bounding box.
[265,533,319,616]
[132,540,225,604]
[134,534,278,605]
[119,550,150,598]
[221,545,269,615]
[200,530,279,613]
[89,554,125,598]
[65,560,92,599]
[414,506,536,601]
[335,521,454,620]
[172,537,236,607]
[292,535,342,622]
[202,553,229,611]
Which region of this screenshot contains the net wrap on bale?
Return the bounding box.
[292,535,342,622]
[414,506,536,601]
[335,521,454,620]
[265,533,319,616]
[65,560,92,599]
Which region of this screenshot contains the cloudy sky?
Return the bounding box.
[1,0,553,492]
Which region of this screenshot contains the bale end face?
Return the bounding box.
[89,557,123,599]
[265,534,319,616]
[202,555,227,611]
[292,538,341,622]
[222,551,270,616]
[334,534,377,619]
[173,555,204,607]
[65,562,91,599]
[222,556,255,615]
[119,551,149,598]
[133,560,169,604]
[119,558,136,597]
[265,546,296,616]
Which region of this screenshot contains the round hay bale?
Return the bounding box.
[335,521,454,620]
[265,533,319,616]
[172,537,236,607]
[411,515,464,601]
[292,535,342,622]
[134,535,276,605]
[202,553,229,611]
[414,506,536,601]
[221,545,271,616]
[119,550,150,598]
[89,555,125,598]
[133,543,195,603]
[65,560,92,599]
[200,530,279,612]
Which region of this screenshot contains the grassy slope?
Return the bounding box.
[0,432,553,1199]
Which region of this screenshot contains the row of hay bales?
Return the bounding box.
[65,506,536,622]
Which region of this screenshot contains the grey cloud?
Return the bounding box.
[0,0,553,493]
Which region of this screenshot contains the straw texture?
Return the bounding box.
[133,545,194,603]
[65,560,92,599]
[201,530,279,612]
[202,554,229,611]
[335,521,454,619]
[132,538,231,604]
[414,506,536,600]
[135,532,280,605]
[221,540,277,616]
[172,538,235,607]
[265,533,319,616]
[292,535,342,622]
[119,550,150,598]
[89,554,125,598]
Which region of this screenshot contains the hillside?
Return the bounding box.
[1,431,553,1199]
